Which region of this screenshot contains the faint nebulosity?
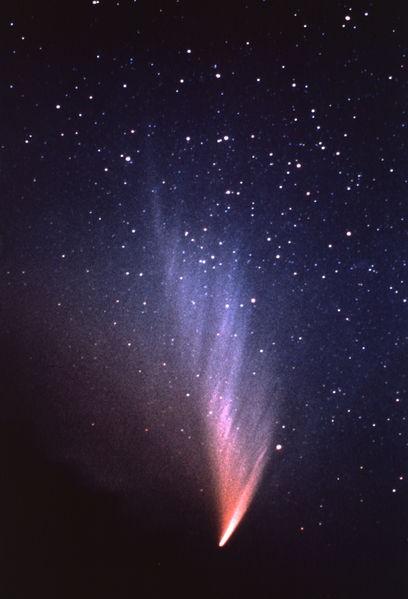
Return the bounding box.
[1,2,407,598]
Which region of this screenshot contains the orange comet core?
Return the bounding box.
[216,443,268,547]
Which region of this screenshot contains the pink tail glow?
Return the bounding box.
[217,445,268,546]
[207,383,270,548]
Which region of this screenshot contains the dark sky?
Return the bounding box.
[1,1,407,598]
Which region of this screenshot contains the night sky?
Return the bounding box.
[1,1,408,597]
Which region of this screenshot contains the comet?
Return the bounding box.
[206,358,270,547]
[164,227,272,547]
[203,288,271,548]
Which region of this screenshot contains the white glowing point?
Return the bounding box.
[276,444,282,451]
[219,511,240,547]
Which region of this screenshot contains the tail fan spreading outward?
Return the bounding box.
[165,229,272,547]
[204,299,271,548]
[216,434,269,548]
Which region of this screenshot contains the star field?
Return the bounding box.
[1,2,407,598]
